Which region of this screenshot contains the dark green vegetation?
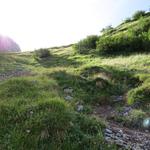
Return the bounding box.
[0,76,113,149]
[35,49,51,59]
[74,10,150,55]
[0,49,150,149]
[0,52,119,149]
[132,10,148,20]
[73,35,98,54]
[0,10,150,149]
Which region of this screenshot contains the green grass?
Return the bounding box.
[0,44,150,149]
[0,75,111,149]
[127,82,150,105]
[114,109,147,129]
[0,13,150,149]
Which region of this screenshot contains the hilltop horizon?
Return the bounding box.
[0,0,149,51]
[0,7,150,149]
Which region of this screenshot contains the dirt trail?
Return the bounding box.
[0,70,34,81]
[93,105,150,150]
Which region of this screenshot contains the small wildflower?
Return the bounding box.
[26,129,30,133]
[30,111,33,115]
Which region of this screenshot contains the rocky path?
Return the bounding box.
[93,105,150,150]
[105,122,150,150]
[0,70,34,81]
[63,87,150,149]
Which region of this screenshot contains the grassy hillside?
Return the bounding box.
[0,50,116,149]
[75,11,150,55]
[0,46,150,149]
[0,11,150,150]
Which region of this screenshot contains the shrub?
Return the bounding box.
[97,34,136,55]
[127,83,150,105]
[101,25,115,35]
[96,31,150,55]
[96,36,114,55]
[132,10,146,20]
[35,49,50,58]
[74,35,98,54]
[123,17,132,23]
[131,18,150,35]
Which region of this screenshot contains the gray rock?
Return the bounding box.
[124,107,132,112]
[116,132,122,137]
[118,129,123,135]
[105,128,113,134]
[63,87,73,94]
[105,136,111,141]
[123,112,129,116]
[115,139,124,146]
[77,105,84,112]
[65,95,73,101]
[112,95,124,102]
[145,130,149,133]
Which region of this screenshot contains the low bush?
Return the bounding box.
[131,18,150,35]
[132,10,146,20]
[127,83,150,105]
[34,49,50,59]
[96,32,150,55]
[74,35,98,54]
[123,17,132,23]
[101,25,115,35]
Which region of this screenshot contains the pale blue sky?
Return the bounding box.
[0,0,149,51]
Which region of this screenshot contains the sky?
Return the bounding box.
[0,0,150,51]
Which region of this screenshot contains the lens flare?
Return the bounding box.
[143,118,150,128]
[0,35,21,52]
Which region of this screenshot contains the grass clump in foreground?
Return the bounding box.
[0,78,40,99]
[0,76,117,150]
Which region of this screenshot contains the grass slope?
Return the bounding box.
[0,50,117,149]
[0,14,150,149]
[0,45,150,149]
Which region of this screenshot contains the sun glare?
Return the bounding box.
[0,0,149,51]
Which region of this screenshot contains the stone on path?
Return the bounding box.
[64,95,73,101]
